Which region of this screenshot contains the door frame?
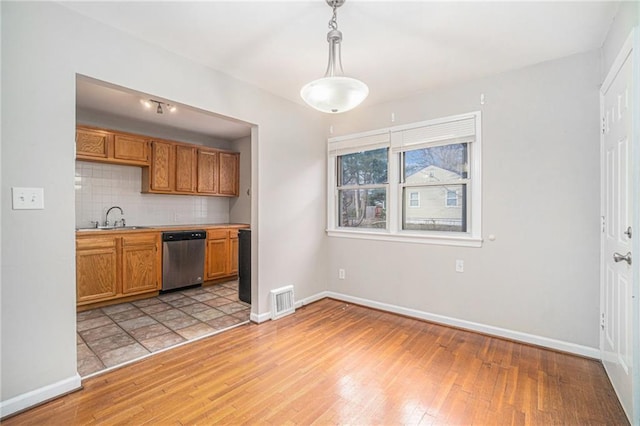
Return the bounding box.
[600,26,640,425]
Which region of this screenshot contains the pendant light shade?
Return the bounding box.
[301,76,369,114]
[301,0,368,114]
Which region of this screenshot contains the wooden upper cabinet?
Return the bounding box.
[113,134,149,165]
[77,124,240,198]
[76,128,111,160]
[76,126,149,166]
[175,145,197,193]
[219,152,239,197]
[197,149,219,194]
[149,141,173,192]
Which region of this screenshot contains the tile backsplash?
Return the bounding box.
[75,162,230,228]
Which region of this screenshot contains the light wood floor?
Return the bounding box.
[4,298,628,425]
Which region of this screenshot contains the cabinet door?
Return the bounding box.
[113,134,149,165]
[219,152,239,196]
[197,149,219,194]
[150,141,173,191]
[76,128,111,160]
[229,230,239,275]
[76,237,118,304]
[122,233,160,294]
[175,145,196,193]
[206,229,228,280]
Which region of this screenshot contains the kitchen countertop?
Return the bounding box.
[76,223,249,235]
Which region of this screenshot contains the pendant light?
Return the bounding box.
[300,0,368,114]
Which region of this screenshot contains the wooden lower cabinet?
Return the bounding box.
[206,229,230,280]
[229,229,239,275]
[76,232,161,308]
[76,236,118,304]
[205,227,243,282]
[122,233,161,294]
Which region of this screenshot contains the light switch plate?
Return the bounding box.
[12,187,44,210]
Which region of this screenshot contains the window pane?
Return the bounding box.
[339,148,388,186]
[339,188,387,229]
[403,184,466,232]
[403,144,468,183]
[409,191,419,207]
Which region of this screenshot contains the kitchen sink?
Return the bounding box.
[77,226,151,231]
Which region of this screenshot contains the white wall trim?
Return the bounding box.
[0,374,81,419]
[322,292,600,359]
[250,311,271,323]
[297,291,330,308]
[252,291,330,324]
[249,290,600,358]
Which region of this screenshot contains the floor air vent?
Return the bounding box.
[270,285,295,320]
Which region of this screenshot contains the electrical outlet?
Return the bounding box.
[12,187,44,210]
[455,259,464,273]
[338,268,346,280]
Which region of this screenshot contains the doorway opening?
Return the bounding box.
[74,75,256,377]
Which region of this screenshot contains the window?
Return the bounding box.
[446,190,459,207]
[337,148,388,229]
[327,112,482,247]
[409,191,420,207]
[401,143,468,232]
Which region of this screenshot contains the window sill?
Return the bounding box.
[326,229,483,247]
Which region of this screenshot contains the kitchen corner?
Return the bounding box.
[75,123,251,312]
[72,92,253,378]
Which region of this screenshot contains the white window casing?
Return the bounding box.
[327,111,482,247]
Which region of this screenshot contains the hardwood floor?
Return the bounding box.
[4,299,628,425]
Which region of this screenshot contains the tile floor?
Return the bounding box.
[77,280,250,377]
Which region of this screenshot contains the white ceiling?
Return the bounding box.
[76,77,254,140]
[68,1,619,138]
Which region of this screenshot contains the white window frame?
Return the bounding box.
[409,191,420,208]
[445,189,459,208]
[327,111,482,247]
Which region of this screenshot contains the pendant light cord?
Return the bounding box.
[328,1,339,30]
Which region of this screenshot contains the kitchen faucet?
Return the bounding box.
[105,206,125,227]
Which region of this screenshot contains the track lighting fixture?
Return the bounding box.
[141,99,176,114]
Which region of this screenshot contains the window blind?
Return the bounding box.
[328,131,390,156]
[391,117,476,153]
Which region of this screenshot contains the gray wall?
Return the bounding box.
[327,50,602,348]
[600,1,639,80]
[1,1,327,405]
[229,135,252,225]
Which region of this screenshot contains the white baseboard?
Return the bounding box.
[250,311,271,323]
[324,291,600,359]
[250,290,597,359]
[298,291,329,308]
[251,291,329,323]
[0,374,82,419]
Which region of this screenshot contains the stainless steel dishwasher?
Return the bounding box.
[162,230,206,292]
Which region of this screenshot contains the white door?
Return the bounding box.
[601,30,636,423]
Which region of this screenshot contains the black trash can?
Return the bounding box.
[238,229,251,304]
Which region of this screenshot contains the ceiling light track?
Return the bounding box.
[141,99,176,114]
